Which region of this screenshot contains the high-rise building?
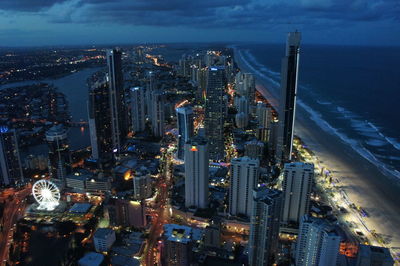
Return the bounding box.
[176,106,194,160]
[111,199,147,229]
[107,48,127,154]
[295,215,341,266]
[256,102,272,129]
[282,162,313,227]
[162,224,203,266]
[204,66,226,160]
[46,124,71,182]
[229,156,259,217]
[234,95,249,116]
[145,71,157,119]
[244,139,265,161]
[133,171,152,200]
[204,219,221,248]
[150,90,165,138]
[184,136,209,209]
[88,80,113,162]
[130,87,146,133]
[356,245,394,266]
[249,187,282,266]
[277,31,301,163]
[0,127,23,186]
[235,72,256,104]
[235,112,248,129]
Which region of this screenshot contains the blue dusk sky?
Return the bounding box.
[0,0,399,47]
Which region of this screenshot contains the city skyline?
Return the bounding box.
[0,6,398,262]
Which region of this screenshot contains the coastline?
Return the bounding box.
[232,46,400,250]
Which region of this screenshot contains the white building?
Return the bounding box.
[229,156,259,217]
[249,187,282,266]
[295,215,341,266]
[282,162,313,226]
[184,136,209,209]
[93,228,116,252]
[130,87,146,133]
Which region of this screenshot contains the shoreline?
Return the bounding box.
[232,46,400,250]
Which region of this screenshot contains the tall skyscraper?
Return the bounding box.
[282,162,313,227]
[88,79,113,162]
[277,31,301,163]
[150,90,165,138]
[295,215,341,266]
[249,187,283,266]
[256,101,272,129]
[130,86,146,133]
[176,106,194,160]
[204,66,226,160]
[107,48,127,154]
[184,136,209,209]
[46,124,71,181]
[229,156,259,217]
[0,127,23,186]
[235,72,256,104]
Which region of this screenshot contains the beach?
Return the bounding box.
[233,46,400,252]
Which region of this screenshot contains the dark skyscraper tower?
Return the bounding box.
[176,106,194,160]
[46,124,71,182]
[88,79,113,163]
[204,66,226,160]
[0,127,23,186]
[277,31,301,163]
[249,187,282,266]
[107,48,127,154]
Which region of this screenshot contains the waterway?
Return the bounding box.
[0,67,104,151]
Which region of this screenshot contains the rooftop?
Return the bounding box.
[78,252,104,266]
[94,228,114,240]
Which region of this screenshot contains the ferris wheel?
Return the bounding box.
[32,179,61,211]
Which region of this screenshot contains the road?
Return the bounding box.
[0,185,31,265]
[143,149,173,266]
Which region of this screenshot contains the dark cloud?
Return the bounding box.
[0,0,67,11]
[1,0,399,29]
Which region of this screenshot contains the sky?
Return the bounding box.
[0,0,399,47]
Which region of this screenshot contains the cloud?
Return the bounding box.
[1,0,399,30]
[0,0,68,12]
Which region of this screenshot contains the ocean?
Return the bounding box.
[235,43,400,181]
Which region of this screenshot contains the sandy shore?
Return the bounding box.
[233,47,400,250]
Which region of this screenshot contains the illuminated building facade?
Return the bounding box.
[295,215,341,266]
[229,156,259,217]
[282,162,313,227]
[204,66,226,160]
[184,136,209,209]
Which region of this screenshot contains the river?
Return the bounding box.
[0,67,104,151]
